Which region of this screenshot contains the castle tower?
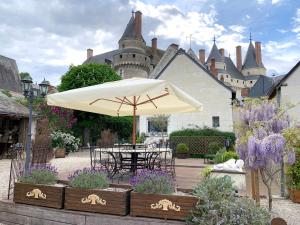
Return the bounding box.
[206,39,226,76]
[241,35,266,76]
[114,11,151,79]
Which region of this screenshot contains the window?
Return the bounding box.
[119,54,122,59]
[122,44,125,48]
[231,79,233,82]
[133,54,136,58]
[212,116,220,128]
[226,75,228,78]
[145,57,147,61]
[237,80,239,83]
[250,81,253,84]
[119,69,123,77]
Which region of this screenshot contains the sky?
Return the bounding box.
[0,0,300,85]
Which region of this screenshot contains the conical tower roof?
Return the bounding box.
[119,15,135,41]
[206,42,222,63]
[242,41,265,69]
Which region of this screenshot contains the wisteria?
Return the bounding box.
[234,98,298,210]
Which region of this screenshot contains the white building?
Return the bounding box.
[139,48,236,135]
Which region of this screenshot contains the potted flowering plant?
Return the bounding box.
[51,131,80,158]
[287,158,300,203]
[64,168,131,215]
[14,164,64,209]
[130,170,197,220]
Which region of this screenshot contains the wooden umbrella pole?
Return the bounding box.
[132,96,136,146]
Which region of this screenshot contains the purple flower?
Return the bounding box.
[287,151,296,165]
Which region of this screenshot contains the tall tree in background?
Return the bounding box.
[59,63,132,145]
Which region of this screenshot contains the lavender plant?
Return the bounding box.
[130,169,175,194]
[234,98,298,210]
[19,164,58,185]
[68,168,109,189]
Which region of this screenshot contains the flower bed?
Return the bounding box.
[14,164,64,209]
[130,170,197,220]
[64,168,131,215]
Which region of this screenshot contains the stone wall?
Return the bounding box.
[0,55,21,93]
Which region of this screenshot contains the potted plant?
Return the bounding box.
[14,164,64,209]
[64,168,131,215]
[176,143,189,159]
[287,159,300,203]
[130,170,197,220]
[51,131,80,158]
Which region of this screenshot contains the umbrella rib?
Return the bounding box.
[124,97,134,105]
[136,95,141,104]
[117,97,126,114]
[89,98,132,106]
[146,94,157,108]
[116,97,132,105]
[137,92,169,106]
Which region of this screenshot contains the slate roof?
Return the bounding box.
[0,55,22,93]
[119,14,145,43]
[249,75,284,97]
[187,48,198,61]
[242,42,265,70]
[220,57,245,80]
[83,50,121,64]
[206,43,222,63]
[0,91,29,118]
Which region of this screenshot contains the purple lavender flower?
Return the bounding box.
[287,151,296,165]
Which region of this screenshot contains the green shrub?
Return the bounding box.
[176,143,189,154]
[208,142,222,154]
[200,166,212,178]
[213,147,227,163]
[287,159,300,190]
[213,148,239,164]
[1,89,12,97]
[19,164,58,185]
[187,176,270,225]
[68,168,109,189]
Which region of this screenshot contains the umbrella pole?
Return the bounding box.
[132,96,136,147]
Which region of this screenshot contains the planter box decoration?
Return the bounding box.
[64,187,131,216]
[130,192,198,220]
[13,182,65,209]
[54,148,66,158]
[290,189,300,204]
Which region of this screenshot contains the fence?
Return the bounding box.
[169,136,226,155]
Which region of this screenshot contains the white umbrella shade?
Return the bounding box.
[47,78,203,143]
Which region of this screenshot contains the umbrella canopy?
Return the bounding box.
[47,78,203,144]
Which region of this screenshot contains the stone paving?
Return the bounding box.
[0,151,300,224]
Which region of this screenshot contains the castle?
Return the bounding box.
[84,11,267,94]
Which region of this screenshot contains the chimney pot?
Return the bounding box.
[199,49,205,64]
[255,41,262,66]
[87,48,93,59]
[210,58,218,77]
[151,37,157,51]
[236,46,242,71]
[219,48,224,56]
[170,43,179,50]
[134,11,142,39]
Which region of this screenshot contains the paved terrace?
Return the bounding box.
[0,151,299,224]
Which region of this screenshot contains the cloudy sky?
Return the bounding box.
[1,0,300,85]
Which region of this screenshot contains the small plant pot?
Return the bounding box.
[130,192,198,220]
[13,182,65,209]
[176,153,188,159]
[64,187,131,216]
[54,148,65,158]
[290,189,300,204]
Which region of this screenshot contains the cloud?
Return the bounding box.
[292,8,300,39]
[271,0,282,5]
[229,25,246,33]
[256,0,265,4]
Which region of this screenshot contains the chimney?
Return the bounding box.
[87,48,93,59]
[170,43,179,50]
[151,37,157,51]
[255,41,262,66]
[134,11,142,39]
[236,46,242,71]
[199,49,205,64]
[219,48,224,56]
[210,58,218,77]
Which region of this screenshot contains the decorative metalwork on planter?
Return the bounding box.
[26,189,47,199]
[81,194,107,205]
[150,199,181,212]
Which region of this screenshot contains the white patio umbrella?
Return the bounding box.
[47,78,203,145]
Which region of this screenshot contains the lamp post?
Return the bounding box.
[21,75,49,175]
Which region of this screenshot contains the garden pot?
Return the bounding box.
[290,189,300,204]
[54,148,65,158]
[64,187,131,216]
[130,192,198,220]
[176,153,188,159]
[13,182,65,209]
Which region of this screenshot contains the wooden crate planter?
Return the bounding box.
[13,182,64,209]
[130,192,198,220]
[64,187,131,216]
[290,189,300,203]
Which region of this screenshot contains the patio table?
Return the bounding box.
[94,147,171,173]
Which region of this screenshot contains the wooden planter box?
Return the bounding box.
[290,189,300,203]
[54,148,66,158]
[13,182,64,209]
[64,187,131,216]
[130,192,198,220]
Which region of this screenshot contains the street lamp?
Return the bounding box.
[21,75,50,174]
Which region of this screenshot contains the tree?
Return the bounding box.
[234,98,298,210]
[19,72,30,79]
[58,63,132,145]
